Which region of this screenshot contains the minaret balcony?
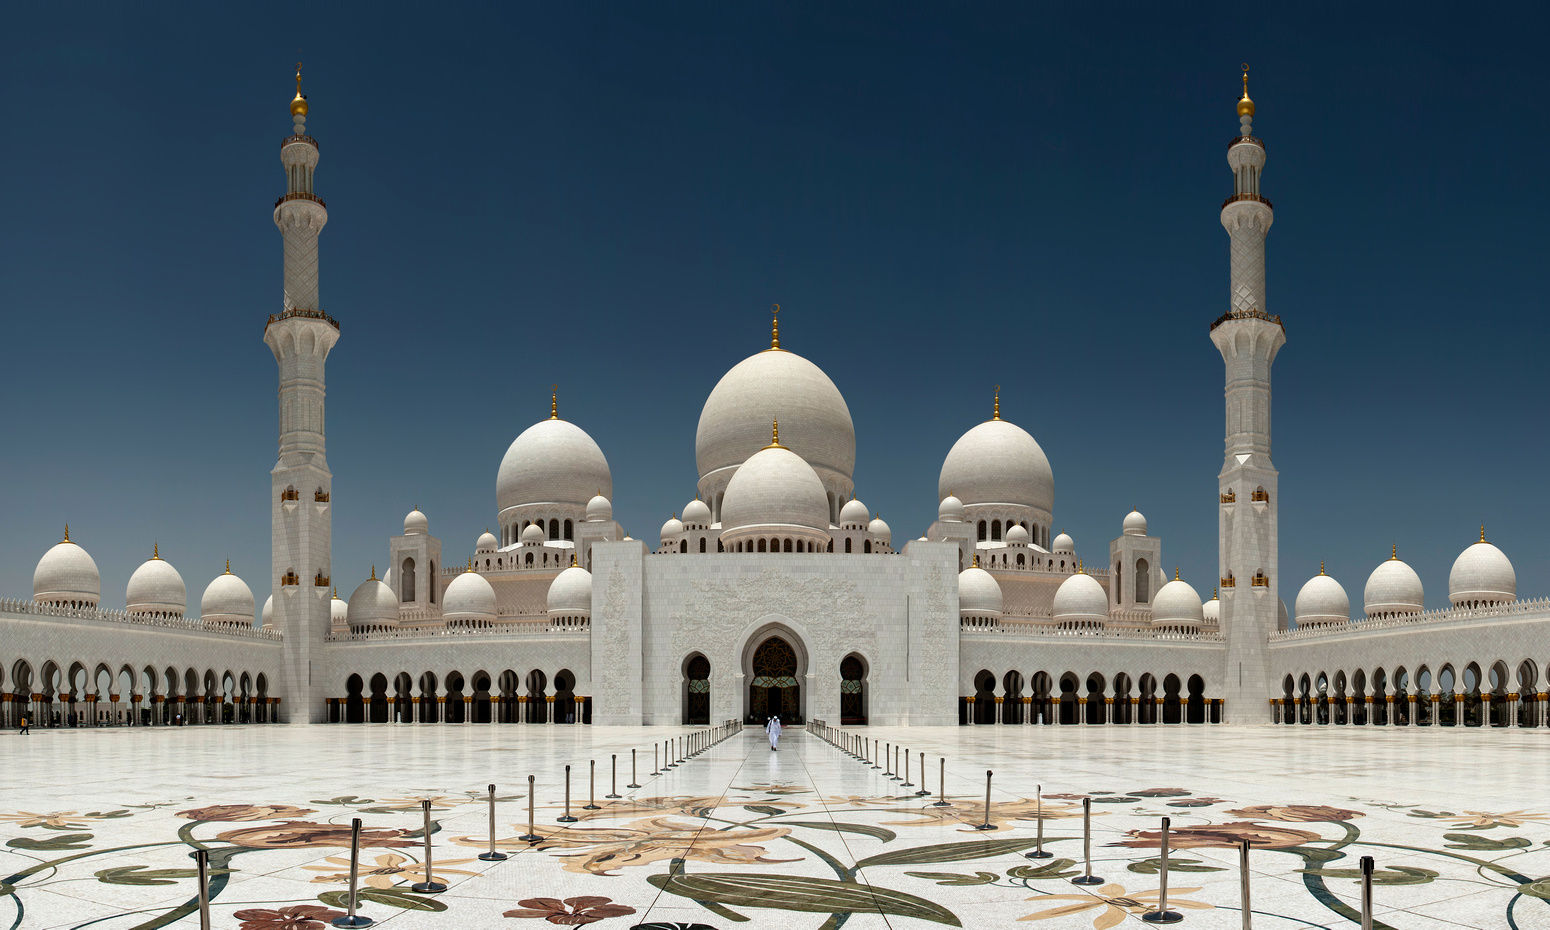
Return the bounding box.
[1219,489,1236,504]
[265,308,340,332]
[1221,192,1272,210]
[1209,307,1284,332]
[1227,134,1264,150]
[281,133,318,149]
[275,191,326,209]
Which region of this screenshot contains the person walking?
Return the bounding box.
[19,715,29,735]
[766,714,782,751]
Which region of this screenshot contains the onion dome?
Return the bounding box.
[660,515,685,543]
[1448,527,1516,608]
[496,400,612,511]
[347,568,399,628]
[126,544,186,617]
[1364,546,1424,618]
[695,312,855,488]
[720,423,830,534]
[290,64,308,117]
[1202,588,1220,626]
[937,495,965,523]
[329,589,347,628]
[32,526,100,607]
[443,565,498,626]
[868,515,891,544]
[547,557,592,616]
[1294,564,1350,627]
[938,408,1054,515]
[262,595,274,629]
[958,555,1003,618]
[521,523,545,545]
[1122,509,1148,536]
[476,531,498,553]
[1051,530,1074,554]
[1004,524,1030,546]
[585,493,613,523]
[200,562,255,628]
[839,498,871,529]
[1152,570,1204,628]
[403,508,429,536]
[682,498,711,527]
[1237,64,1255,118]
[1053,568,1108,628]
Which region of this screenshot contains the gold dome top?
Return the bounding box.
[1237,62,1254,118]
[291,62,308,117]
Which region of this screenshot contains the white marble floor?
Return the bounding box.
[4,723,1550,929]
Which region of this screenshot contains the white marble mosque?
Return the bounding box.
[3,68,1544,737]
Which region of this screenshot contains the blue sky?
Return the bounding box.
[5,3,1547,614]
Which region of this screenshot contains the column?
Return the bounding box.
[1454,693,1464,728]
[1076,697,1086,726]
[545,694,555,724]
[994,696,1004,724]
[516,695,526,724]
[464,696,473,725]
[965,696,974,725]
[1481,693,1492,728]
[1508,693,1518,729]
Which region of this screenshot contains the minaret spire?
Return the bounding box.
[769,303,781,350]
[992,385,1001,421]
[551,385,559,419]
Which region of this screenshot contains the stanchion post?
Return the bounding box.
[1239,839,1252,930]
[902,748,913,787]
[652,743,660,776]
[194,848,212,930]
[331,818,374,927]
[410,799,448,893]
[628,748,641,788]
[1142,816,1182,922]
[608,754,622,798]
[1026,784,1052,858]
[1071,798,1103,885]
[975,770,997,830]
[558,765,578,823]
[478,784,508,862]
[915,751,929,797]
[1360,855,1374,930]
[872,738,881,769]
[933,758,950,806]
[519,774,541,842]
[584,760,601,810]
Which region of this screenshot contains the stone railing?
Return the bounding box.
[1210,307,1283,332]
[265,307,339,331]
[961,616,1222,643]
[325,617,589,643]
[1268,597,1550,643]
[0,598,282,641]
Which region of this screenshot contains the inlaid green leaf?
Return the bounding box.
[94,865,232,886]
[1006,858,1078,880]
[903,870,998,886]
[774,821,896,843]
[0,882,14,897]
[310,796,375,806]
[1443,833,1530,850]
[1518,879,1550,899]
[1128,856,1225,874]
[7,833,93,850]
[743,805,790,817]
[1298,866,1438,886]
[82,810,133,820]
[317,889,447,912]
[648,872,961,926]
[854,836,1043,870]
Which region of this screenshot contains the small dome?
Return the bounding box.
[720,442,830,534]
[1051,531,1074,554]
[958,559,1003,617]
[33,530,100,606]
[937,495,964,523]
[329,590,348,627]
[660,515,685,542]
[1294,569,1350,627]
[403,508,429,536]
[868,515,891,541]
[443,569,497,624]
[586,493,613,523]
[497,417,612,512]
[476,531,498,553]
[682,498,711,527]
[262,595,274,629]
[126,547,186,617]
[200,565,255,627]
[1364,548,1424,617]
[938,417,1054,515]
[1122,509,1148,536]
[1053,571,1109,626]
[1004,524,1030,545]
[839,498,871,528]
[1448,532,1516,607]
[347,573,399,628]
[1152,575,1204,626]
[521,523,545,545]
[547,561,592,615]
[1202,590,1220,625]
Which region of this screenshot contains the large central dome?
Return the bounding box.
[696,347,855,484]
[497,417,612,512]
[938,417,1054,513]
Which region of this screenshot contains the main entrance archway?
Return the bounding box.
[747,635,801,724]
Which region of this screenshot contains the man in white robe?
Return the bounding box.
[766,715,782,750]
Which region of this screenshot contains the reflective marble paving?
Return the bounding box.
[4,723,1550,929]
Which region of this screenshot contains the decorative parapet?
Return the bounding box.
[0,597,282,641]
[1209,307,1284,332]
[325,617,590,643]
[1228,134,1264,150]
[960,616,1221,643]
[282,133,318,149]
[265,308,339,332]
[274,191,326,209]
[1220,489,1236,503]
[1267,597,1550,643]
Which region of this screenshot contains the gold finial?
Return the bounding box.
[1077,558,1084,574]
[62,524,71,543]
[1237,62,1255,118]
[1319,560,1325,575]
[570,553,578,568]
[766,418,781,448]
[466,557,474,572]
[291,62,309,118]
[972,553,980,568]
[770,303,781,350]
[550,385,558,419]
[370,564,377,580]
[1390,545,1397,561]
[152,541,160,560]
[224,559,232,574]
[332,586,338,597]
[1174,566,1180,581]
[993,385,1001,420]
[1480,524,1487,544]
[1211,586,1219,599]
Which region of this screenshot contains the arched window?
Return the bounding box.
[699,538,706,553]
[844,538,852,553]
[1135,558,1150,602]
[977,520,987,541]
[758,539,767,553]
[783,539,793,553]
[679,540,687,553]
[401,558,416,602]
[548,518,559,539]
[1017,554,1025,568]
[992,519,1002,541]
[564,519,574,540]
[863,540,872,553]
[524,552,533,567]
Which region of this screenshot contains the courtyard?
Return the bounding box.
[3,724,1547,929]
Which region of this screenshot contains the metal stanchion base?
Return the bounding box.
[556,815,578,823]
[932,799,952,807]
[974,822,998,831]
[583,803,601,811]
[518,832,542,843]
[605,792,622,799]
[902,780,914,787]
[478,851,509,862]
[1024,849,1053,859]
[1071,874,1105,886]
[410,880,448,894]
[915,788,930,797]
[627,782,641,789]
[1141,909,1183,923]
[332,916,374,928]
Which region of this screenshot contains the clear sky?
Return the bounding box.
[6,4,1547,617]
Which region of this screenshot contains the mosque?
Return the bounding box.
[3,69,1545,732]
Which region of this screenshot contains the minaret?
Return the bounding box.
[1211,65,1284,724]
[264,64,337,723]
